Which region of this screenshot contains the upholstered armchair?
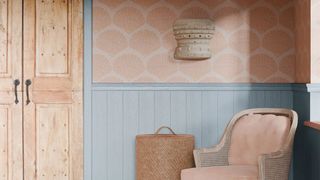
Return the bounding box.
[181,108,298,180]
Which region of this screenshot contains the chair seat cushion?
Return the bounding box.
[181,165,258,180]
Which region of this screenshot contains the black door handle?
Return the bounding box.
[14,79,20,104]
[25,79,31,105]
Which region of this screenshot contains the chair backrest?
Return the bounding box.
[226,108,297,166]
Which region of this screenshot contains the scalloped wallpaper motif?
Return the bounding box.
[312,0,320,83]
[295,0,310,83]
[93,0,295,83]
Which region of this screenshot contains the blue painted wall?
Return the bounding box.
[292,84,310,180]
[304,128,320,180]
[307,85,320,180]
[86,83,320,180]
[293,84,320,180]
[89,84,293,180]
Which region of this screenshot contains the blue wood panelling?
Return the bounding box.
[280,91,293,108]
[92,91,108,179]
[306,128,320,180]
[217,91,234,139]
[292,85,310,180]
[107,91,124,179]
[265,91,281,107]
[171,91,187,134]
[155,91,171,133]
[186,91,202,147]
[91,84,295,180]
[249,91,265,108]
[233,91,250,112]
[139,91,155,133]
[310,92,320,120]
[123,92,139,180]
[201,91,218,147]
[293,84,320,180]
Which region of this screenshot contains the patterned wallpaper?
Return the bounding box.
[92,0,296,83]
[295,0,310,83]
[311,0,320,83]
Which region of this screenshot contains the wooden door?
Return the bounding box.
[0,0,23,179]
[23,0,83,179]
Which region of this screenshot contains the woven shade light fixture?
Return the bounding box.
[173,19,214,60]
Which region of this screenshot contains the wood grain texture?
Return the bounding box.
[24,91,82,180]
[36,105,70,179]
[0,0,22,90]
[0,0,83,179]
[0,0,23,180]
[0,0,8,74]
[23,0,83,179]
[36,0,69,76]
[91,85,294,180]
[304,121,320,131]
[0,93,23,180]
[0,107,9,179]
[24,0,83,91]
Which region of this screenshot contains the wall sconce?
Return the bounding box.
[173,19,214,60]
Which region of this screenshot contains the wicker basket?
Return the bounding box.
[136,126,195,180]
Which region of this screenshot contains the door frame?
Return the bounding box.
[83,0,92,179]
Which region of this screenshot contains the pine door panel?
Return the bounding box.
[36,0,69,76]
[0,0,9,75]
[36,104,70,179]
[23,92,82,180]
[24,0,83,91]
[0,107,9,179]
[23,0,83,179]
[0,0,23,179]
[0,93,23,180]
[0,0,22,91]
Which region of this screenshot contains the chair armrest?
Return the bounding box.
[193,143,229,167]
[258,150,292,180]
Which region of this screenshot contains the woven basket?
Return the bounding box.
[136,126,195,180]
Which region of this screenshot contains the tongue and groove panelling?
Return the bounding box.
[90,84,293,180]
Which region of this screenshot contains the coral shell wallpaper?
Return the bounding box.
[93,0,296,83]
[295,0,310,83]
[312,0,320,83]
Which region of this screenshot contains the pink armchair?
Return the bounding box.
[181,108,298,180]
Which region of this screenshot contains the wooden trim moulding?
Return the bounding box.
[91,83,294,91]
[304,121,320,131]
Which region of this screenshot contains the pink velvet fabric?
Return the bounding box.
[181,165,258,180]
[228,114,290,165]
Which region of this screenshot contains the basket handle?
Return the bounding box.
[155,126,176,135]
